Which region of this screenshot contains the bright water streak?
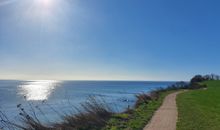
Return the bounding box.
[18,80,60,101]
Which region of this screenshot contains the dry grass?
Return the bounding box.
[0,97,113,130]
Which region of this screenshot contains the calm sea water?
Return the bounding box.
[0,80,175,124]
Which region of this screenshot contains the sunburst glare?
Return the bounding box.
[35,0,54,9]
[19,0,70,31]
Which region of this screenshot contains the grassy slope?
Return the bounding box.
[103,91,173,130]
[177,81,220,130]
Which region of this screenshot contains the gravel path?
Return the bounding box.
[143,91,183,130]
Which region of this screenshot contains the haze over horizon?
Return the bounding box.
[0,0,220,81]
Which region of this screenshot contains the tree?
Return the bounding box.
[190,75,206,83]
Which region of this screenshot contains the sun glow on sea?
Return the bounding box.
[18,80,60,101]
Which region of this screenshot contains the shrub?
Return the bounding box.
[135,93,153,108]
[190,75,206,83]
[188,83,207,89]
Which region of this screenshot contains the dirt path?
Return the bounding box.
[143,91,183,130]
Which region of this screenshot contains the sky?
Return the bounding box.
[0,0,220,81]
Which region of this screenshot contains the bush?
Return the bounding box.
[135,87,170,108]
[190,74,220,84]
[135,93,153,108]
[188,83,207,89]
[190,75,206,83]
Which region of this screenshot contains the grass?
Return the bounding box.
[177,80,220,130]
[102,81,189,130]
[102,90,173,130]
[0,96,113,130]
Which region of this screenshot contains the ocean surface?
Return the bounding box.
[0,80,175,124]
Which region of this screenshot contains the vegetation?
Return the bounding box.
[103,74,218,130]
[102,90,173,130]
[0,97,113,130]
[177,80,220,130]
[102,79,206,130]
[190,74,220,83]
[56,97,113,130]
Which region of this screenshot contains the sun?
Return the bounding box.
[24,0,67,26]
[36,0,53,8]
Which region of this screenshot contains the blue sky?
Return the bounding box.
[0,0,220,81]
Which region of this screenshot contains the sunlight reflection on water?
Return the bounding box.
[18,80,60,101]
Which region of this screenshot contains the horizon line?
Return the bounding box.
[0,78,187,82]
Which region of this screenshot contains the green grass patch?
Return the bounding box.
[102,91,173,130]
[177,80,220,130]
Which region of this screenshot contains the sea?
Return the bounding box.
[0,80,175,124]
